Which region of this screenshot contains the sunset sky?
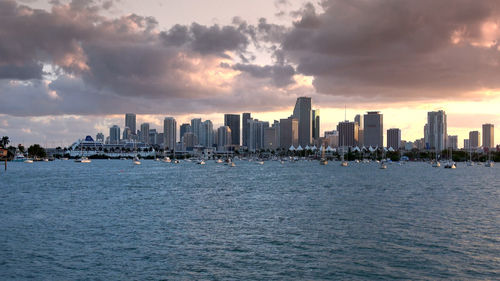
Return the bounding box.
[1,0,499,147]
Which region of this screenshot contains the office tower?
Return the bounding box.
[96,132,104,142]
[140,123,150,144]
[217,126,232,151]
[157,133,164,145]
[469,131,480,149]
[426,110,447,151]
[279,117,298,149]
[248,119,269,151]
[109,125,120,144]
[337,121,358,147]
[447,135,458,150]
[264,127,278,150]
[163,117,177,150]
[354,114,364,146]
[180,123,191,140]
[122,127,132,140]
[224,114,240,146]
[464,139,470,150]
[182,132,197,149]
[292,97,312,146]
[482,124,494,149]
[242,113,251,147]
[149,129,158,145]
[190,118,202,145]
[415,138,425,150]
[363,111,383,147]
[324,130,339,147]
[312,109,320,140]
[200,120,214,147]
[424,124,429,149]
[387,128,401,149]
[125,113,136,135]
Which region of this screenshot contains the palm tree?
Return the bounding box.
[1,136,9,148]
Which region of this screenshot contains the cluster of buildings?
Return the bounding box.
[84,97,495,156]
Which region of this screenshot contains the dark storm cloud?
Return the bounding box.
[231,63,295,87]
[160,23,249,56]
[0,62,44,80]
[281,0,500,101]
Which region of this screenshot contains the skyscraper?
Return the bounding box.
[363,111,383,147]
[242,113,251,147]
[224,114,240,146]
[125,113,136,135]
[200,120,214,147]
[149,129,158,145]
[482,124,494,149]
[140,123,150,144]
[190,118,202,145]
[163,117,177,151]
[354,114,364,146]
[337,121,358,147]
[469,131,480,149]
[96,132,104,142]
[426,110,447,151]
[447,135,458,150]
[312,109,320,140]
[122,127,132,140]
[263,127,279,150]
[180,123,191,140]
[387,128,401,149]
[279,117,298,149]
[292,97,312,146]
[109,125,120,144]
[217,126,232,151]
[248,119,269,151]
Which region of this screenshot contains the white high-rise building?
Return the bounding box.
[191,118,202,145]
[200,120,214,147]
[140,123,150,144]
[426,110,447,151]
[163,117,177,151]
[109,125,120,144]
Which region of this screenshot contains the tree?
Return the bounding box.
[1,136,9,148]
[28,144,46,158]
[18,144,25,153]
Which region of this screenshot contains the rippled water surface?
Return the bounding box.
[1,160,499,280]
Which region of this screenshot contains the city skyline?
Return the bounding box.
[1,0,500,147]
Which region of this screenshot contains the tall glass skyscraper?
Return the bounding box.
[292,97,312,146]
[125,113,136,135]
[363,111,383,147]
[163,117,177,151]
[224,114,240,146]
[312,109,320,140]
[426,110,447,151]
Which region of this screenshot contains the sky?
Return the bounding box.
[1,0,500,147]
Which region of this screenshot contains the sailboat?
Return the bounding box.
[444,147,456,169]
[319,144,328,165]
[75,139,91,163]
[485,149,494,167]
[133,141,141,165]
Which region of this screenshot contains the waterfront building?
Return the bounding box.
[180,123,191,140]
[163,117,177,151]
[109,125,120,144]
[387,128,401,149]
[337,121,358,147]
[148,129,158,145]
[140,123,150,144]
[125,113,136,135]
[279,117,298,149]
[122,126,132,140]
[191,118,202,145]
[354,114,364,147]
[200,120,214,147]
[263,127,278,150]
[482,124,494,149]
[248,119,269,151]
[464,139,470,150]
[469,131,480,149]
[96,132,104,142]
[426,110,447,151]
[292,97,312,146]
[182,132,197,150]
[242,113,251,147]
[217,126,232,151]
[364,111,383,147]
[272,120,280,148]
[224,114,240,146]
[447,135,458,150]
[312,109,320,141]
[324,130,339,147]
